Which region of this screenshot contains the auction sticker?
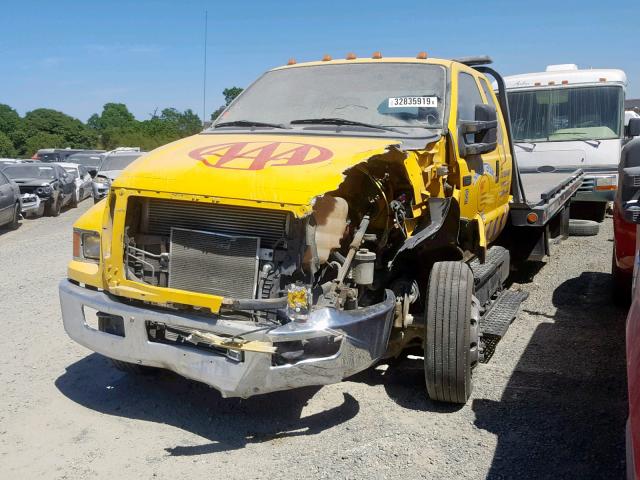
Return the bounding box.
[388,96,438,108]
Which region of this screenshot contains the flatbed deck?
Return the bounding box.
[510,169,584,226]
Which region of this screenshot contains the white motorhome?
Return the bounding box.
[503,64,627,220]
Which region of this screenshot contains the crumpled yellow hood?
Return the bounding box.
[114,132,403,208]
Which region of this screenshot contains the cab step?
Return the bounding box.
[469,246,510,305]
[480,289,529,338]
[479,289,528,362]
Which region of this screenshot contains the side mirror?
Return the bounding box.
[459,104,498,157]
[619,166,640,223]
[88,168,97,178]
[627,118,640,138]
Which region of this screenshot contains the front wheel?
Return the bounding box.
[424,261,478,404]
[7,203,20,230]
[70,190,78,208]
[45,195,61,217]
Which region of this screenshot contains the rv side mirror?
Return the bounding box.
[458,104,498,157]
[88,167,97,178]
[628,118,640,138]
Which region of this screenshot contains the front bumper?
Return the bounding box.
[92,184,109,201]
[59,279,395,398]
[20,193,41,213]
[574,173,617,202]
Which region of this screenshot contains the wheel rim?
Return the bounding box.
[469,295,481,369]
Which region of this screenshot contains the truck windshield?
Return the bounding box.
[213,63,447,132]
[508,85,623,142]
[99,154,142,172]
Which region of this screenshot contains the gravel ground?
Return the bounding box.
[0,203,628,479]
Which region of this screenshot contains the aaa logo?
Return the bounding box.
[190,141,333,170]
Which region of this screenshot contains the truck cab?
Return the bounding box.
[504,64,627,221]
[60,54,579,404]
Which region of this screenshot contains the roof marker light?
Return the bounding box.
[322,54,332,61]
[416,51,428,59]
[548,81,556,85]
[534,82,542,86]
[346,52,357,60]
[562,80,569,85]
[372,51,382,59]
[599,77,607,82]
[287,58,297,65]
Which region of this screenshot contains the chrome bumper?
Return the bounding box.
[20,193,41,212]
[59,279,395,398]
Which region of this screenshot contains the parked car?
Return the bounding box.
[0,158,22,169]
[58,162,93,203]
[613,127,640,303]
[65,152,104,176]
[3,163,77,216]
[0,169,21,229]
[34,148,105,163]
[92,148,144,203]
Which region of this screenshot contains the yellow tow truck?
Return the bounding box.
[60,53,582,404]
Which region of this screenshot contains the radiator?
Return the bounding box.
[144,198,288,248]
[168,228,260,299]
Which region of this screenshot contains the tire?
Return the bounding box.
[70,190,78,208]
[7,203,20,230]
[568,219,600,236]
[45,196,61,217]
[570,201,607,222]
[425,261,478,404]
[612,248,632,306]
[97,317,157,375]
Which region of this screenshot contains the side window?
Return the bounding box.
[479,78,503,143]
[458,72,484,122]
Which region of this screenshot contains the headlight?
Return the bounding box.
[73,229,100,261]
[595,176,617,191]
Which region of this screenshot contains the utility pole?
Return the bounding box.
[202,10,208,126]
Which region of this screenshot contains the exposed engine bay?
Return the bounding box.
[121,151,430,329]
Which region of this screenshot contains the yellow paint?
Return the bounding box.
[68,56,514,312]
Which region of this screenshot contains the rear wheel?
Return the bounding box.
[424,261,478,404]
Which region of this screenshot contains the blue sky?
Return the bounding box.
[1,0,638,122]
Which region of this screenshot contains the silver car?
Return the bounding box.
[92,148,144,203]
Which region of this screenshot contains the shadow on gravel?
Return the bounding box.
[348,353,464,414]
[55,354,359,456]
[473,271,628,479]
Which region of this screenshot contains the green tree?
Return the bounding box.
[93,103,136,130]
[24,132,66,156]
[160,108,202,135]
[211,86,244,120]
[223,87,243,105]
[0,132,16,157]
[0,104,21,135]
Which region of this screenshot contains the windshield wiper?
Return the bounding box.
[290,117,403,133]
[515,142,536,152]
[214,120,289,129]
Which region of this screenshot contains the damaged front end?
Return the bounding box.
[62,135,452,397]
